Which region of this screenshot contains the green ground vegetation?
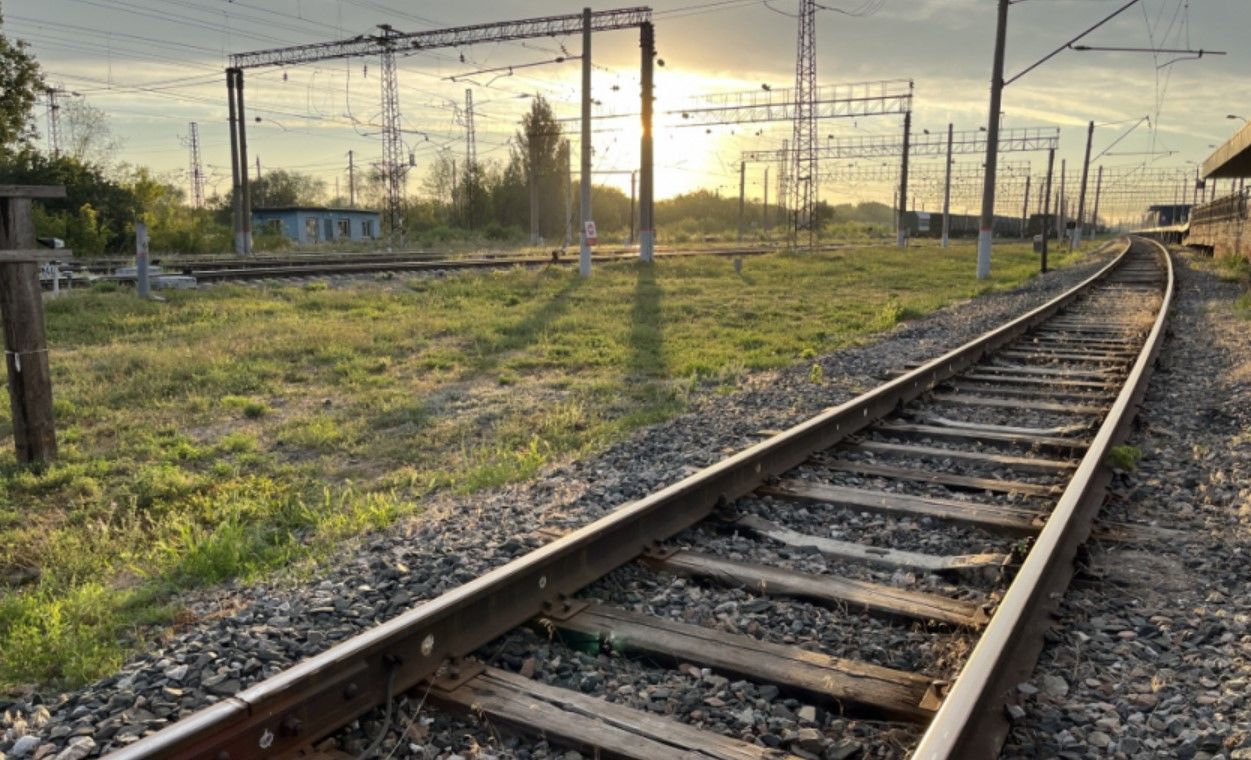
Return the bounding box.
[1105,444,1143,472]
[1185,251,1251,318]
[0,240,1085,690]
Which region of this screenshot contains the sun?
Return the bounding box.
[577,68,785,201]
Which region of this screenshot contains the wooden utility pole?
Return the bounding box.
[0,186,70,464]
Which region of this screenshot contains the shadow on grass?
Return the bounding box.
[628,263,666,382]
[459,270,586,380]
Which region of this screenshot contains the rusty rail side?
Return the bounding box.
[108,240,1134,760]
[911,236,1173,759]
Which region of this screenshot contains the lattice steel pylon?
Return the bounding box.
[45,86,66,157]
[464,88,476,168]
[790,0,817,249]
[188,121,206,209]
[378,24,406,241]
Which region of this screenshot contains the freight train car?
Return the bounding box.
[901,211,1028,239]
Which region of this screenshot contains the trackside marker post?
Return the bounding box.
[136,222,151,299]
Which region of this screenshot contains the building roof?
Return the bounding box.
[1202,121,1251,179]
[252,206,380,215]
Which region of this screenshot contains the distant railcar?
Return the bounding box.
[900,212,1027,239]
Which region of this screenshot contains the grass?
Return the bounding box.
[1106,444,1142,472]
[1186,251,1251,318]
[0,239,1085,690]
[1236,291,1251,319]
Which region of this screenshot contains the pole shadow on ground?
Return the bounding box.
[628,262,666,383]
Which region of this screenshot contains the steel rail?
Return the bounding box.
[103,248,778,284]
[912,235,1173,759]
[107,238,1137,760]
[94,243,891,285]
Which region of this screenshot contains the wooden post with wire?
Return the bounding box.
[0,185,72,464]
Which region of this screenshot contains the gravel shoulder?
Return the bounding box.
[1000,252,1251,760]
[0,251,1114,760]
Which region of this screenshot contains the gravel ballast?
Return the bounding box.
[1001,253,1251,760]
[0,251,1119,760]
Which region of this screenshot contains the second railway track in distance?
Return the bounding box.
[108,236,1173,760]
[92,244,806,286]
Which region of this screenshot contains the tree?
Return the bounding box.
[422,152,457,224]
[455,161,491,230]
[0,149,139,253]
[249,169,326,208]
[62,98,123,165]
[513,96,566,240]
[0,14,44,151]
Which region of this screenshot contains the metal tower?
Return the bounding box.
[790,0,817,248]
[378,24,405,240]
[44,86,70,157]
[188,121,206,209]
[464,88,476,168]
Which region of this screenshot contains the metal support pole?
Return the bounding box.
[1041,147,1054,273]
[529,134,540,245]
[348,150,356,207]
[638,20,655,263]
[1090,165,1103,235]
[1072,119,1093,248]
[629,170,637,245]
[579,8,593,276]
[777,139,788,232]
[1021,174,1031,238]
[1058,159,1066,238]
[977,0,1009,278]
[737,160,746,243]
[941,122,953,248]
[234,69,253,254]
[763,166,770,239]
[226,69,244,255]
[136,222,150,300]
[563,139,572,249]
[897,110,911,248]
[893,186,899,238]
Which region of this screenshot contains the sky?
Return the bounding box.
[4,0,1248,223]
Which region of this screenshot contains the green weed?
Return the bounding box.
[1106,444,1142,472]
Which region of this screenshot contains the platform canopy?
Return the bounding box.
[1202,121,1251,179]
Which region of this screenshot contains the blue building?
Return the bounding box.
[252,207,381,244]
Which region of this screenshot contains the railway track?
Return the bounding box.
[165,247,775,283]
[54,241,879,288]
[107,236,1172,760]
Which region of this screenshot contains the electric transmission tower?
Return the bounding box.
[187,121,206,209]
[44,86,76,157]
[378,24,406,241]
[791,0,817,248]
[464,88,476,168]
